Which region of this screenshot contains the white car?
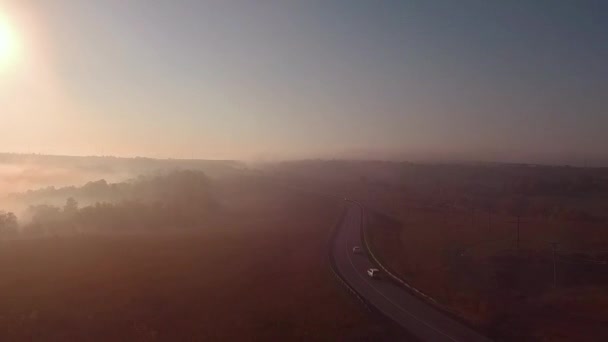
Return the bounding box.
[352,246,363,254]
[367,268,381,279]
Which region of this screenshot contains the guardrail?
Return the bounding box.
[351,200,460,317]
[327,201,414,339]
[343,199,490,339]
[326,204,372,312]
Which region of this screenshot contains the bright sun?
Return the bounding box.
[0,14,20,68]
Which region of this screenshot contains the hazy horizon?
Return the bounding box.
[1,1,607,165]
[2,150,608,168]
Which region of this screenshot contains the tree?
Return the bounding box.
[25,204,62,234]
[0,211,18,235]
[63,197,79,217]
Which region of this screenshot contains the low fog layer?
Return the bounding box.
[0,153,244,214]
[1,170,218,235]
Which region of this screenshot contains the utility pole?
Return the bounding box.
[516,215,520,254]
[552,242,558,288]
[471,206,475,228]
[488,209,491,235]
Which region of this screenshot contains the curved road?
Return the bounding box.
[332,203,491,342]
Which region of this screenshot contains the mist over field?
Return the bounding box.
[0,159,122,217]
[0,153,244,215]
[0,156,398,340]
[0,160,118,196]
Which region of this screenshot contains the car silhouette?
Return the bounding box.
[367,268,381,279]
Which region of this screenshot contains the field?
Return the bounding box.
[268,161,608,341]
[0,179,403,341]
[356,187,608,341]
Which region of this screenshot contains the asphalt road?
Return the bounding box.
[332,203,492,342]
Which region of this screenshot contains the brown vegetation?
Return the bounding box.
[366,207,608,341]
[0,177,399,341]
[269,161,608,341]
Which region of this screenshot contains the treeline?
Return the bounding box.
[2,170,217,236]
[270,161,608,222]
[12,168,218,204]
[270,160,608,197]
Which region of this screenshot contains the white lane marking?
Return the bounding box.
[343,208,459,342]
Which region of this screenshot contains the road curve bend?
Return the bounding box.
[332,203,491,342]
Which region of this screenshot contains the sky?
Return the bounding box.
[0,0,607,164]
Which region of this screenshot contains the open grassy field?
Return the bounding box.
[0,180,402,341]
[365,197,608,341]
[267,161,608,341]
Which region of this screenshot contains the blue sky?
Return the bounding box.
[1,0,607,164]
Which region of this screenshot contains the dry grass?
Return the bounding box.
[0,181,400,341]
[365,200,608,341]
[266,162,608,340]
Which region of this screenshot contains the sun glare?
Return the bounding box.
[0,14,20,69]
